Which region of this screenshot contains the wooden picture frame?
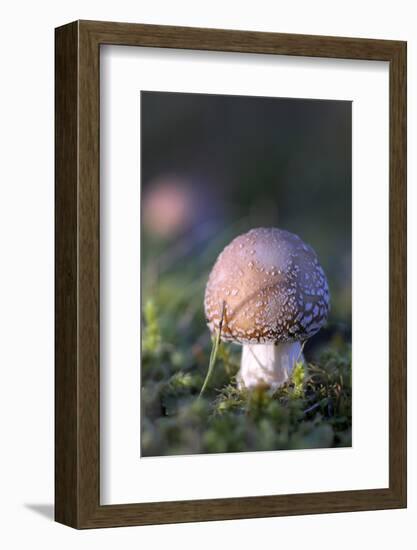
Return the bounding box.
[55,20,407,529]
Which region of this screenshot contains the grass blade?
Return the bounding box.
[199,302,225,398]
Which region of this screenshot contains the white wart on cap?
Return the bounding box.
[204,227,330,389]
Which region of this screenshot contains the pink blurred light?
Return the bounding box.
[143,176,194,238]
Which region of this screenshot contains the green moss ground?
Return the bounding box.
[141,299,351,457]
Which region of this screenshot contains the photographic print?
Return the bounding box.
[55,21,406,527]
[141,91,352,457]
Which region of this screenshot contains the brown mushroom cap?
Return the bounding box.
[204,227,330,344]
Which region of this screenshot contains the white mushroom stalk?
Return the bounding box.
[204,227,330,392]
[239,341,304,390]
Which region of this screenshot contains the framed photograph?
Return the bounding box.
[55,20,406,528]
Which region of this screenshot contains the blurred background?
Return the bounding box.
[141,91,352,456]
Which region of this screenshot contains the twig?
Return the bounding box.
[303,402,321,415]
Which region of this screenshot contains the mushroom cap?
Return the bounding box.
[204,227,330,344]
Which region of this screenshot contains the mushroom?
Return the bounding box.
[204,227,330,390]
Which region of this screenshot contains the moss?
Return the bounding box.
[142,299,161,354]
[141,306,352,456]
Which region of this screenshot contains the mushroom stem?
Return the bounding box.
[238,342,304,390]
